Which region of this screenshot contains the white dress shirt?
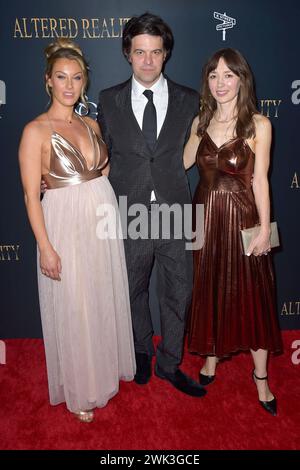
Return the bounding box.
[131,73,168,138]
[131,74,169,202]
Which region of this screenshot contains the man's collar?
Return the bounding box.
[131,74,166,97]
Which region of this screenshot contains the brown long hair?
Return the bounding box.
[197,48,257,139]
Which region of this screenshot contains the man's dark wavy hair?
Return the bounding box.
[122,12,174,61]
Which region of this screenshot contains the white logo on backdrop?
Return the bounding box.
[214,12,236,41]
[291,80,300,104]
[0,80,6,119]
[76,97,98,119]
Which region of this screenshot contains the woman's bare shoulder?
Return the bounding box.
[23,113,51,137]
[192,115,200,129]
[82,115,100,136]
[253,113,272,134]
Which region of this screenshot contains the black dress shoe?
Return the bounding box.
[134,353,152,385]
[199,372,215,386]
[155,364,207,397]
[252,370,277,416]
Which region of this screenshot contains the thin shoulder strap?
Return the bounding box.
[77,113,91,133]
[78,114,102,141]
[46,112,54,133]
[77,114,96,160]
[77,113,91,135]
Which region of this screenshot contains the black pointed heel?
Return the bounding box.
[252,370,277,416]
[199,372,215,386]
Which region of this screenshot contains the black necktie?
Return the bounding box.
[142,89,157,151]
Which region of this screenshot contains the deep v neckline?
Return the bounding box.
[205,131,255,156]
[51,116,96,170]
[205,130,239,151]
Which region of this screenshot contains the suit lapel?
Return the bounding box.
[155,78,182,149]
[115,79,150,156]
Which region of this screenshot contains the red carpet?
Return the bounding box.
[0,331,299,450]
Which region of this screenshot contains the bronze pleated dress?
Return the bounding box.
[188,131,282,358]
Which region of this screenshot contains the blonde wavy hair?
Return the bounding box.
[45,38,89,107]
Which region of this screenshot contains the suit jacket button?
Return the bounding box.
[150,157,154,162]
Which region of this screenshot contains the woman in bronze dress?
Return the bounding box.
[184,48,282,416]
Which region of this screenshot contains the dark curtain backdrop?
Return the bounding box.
[0,0,299,338]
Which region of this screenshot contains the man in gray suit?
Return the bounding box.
[97,13,206,397]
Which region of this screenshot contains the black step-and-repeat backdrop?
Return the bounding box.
[1,0,299,338]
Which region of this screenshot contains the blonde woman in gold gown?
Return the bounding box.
[19,39,136,422]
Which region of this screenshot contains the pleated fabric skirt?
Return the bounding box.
[188,186,282,358]
[38,176,136,412]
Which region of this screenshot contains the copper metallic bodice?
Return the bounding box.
[196,131,255,192]
[42,118,108,189]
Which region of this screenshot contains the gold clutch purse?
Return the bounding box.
[240,222,280,255]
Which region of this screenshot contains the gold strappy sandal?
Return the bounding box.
[73,410,94,423]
